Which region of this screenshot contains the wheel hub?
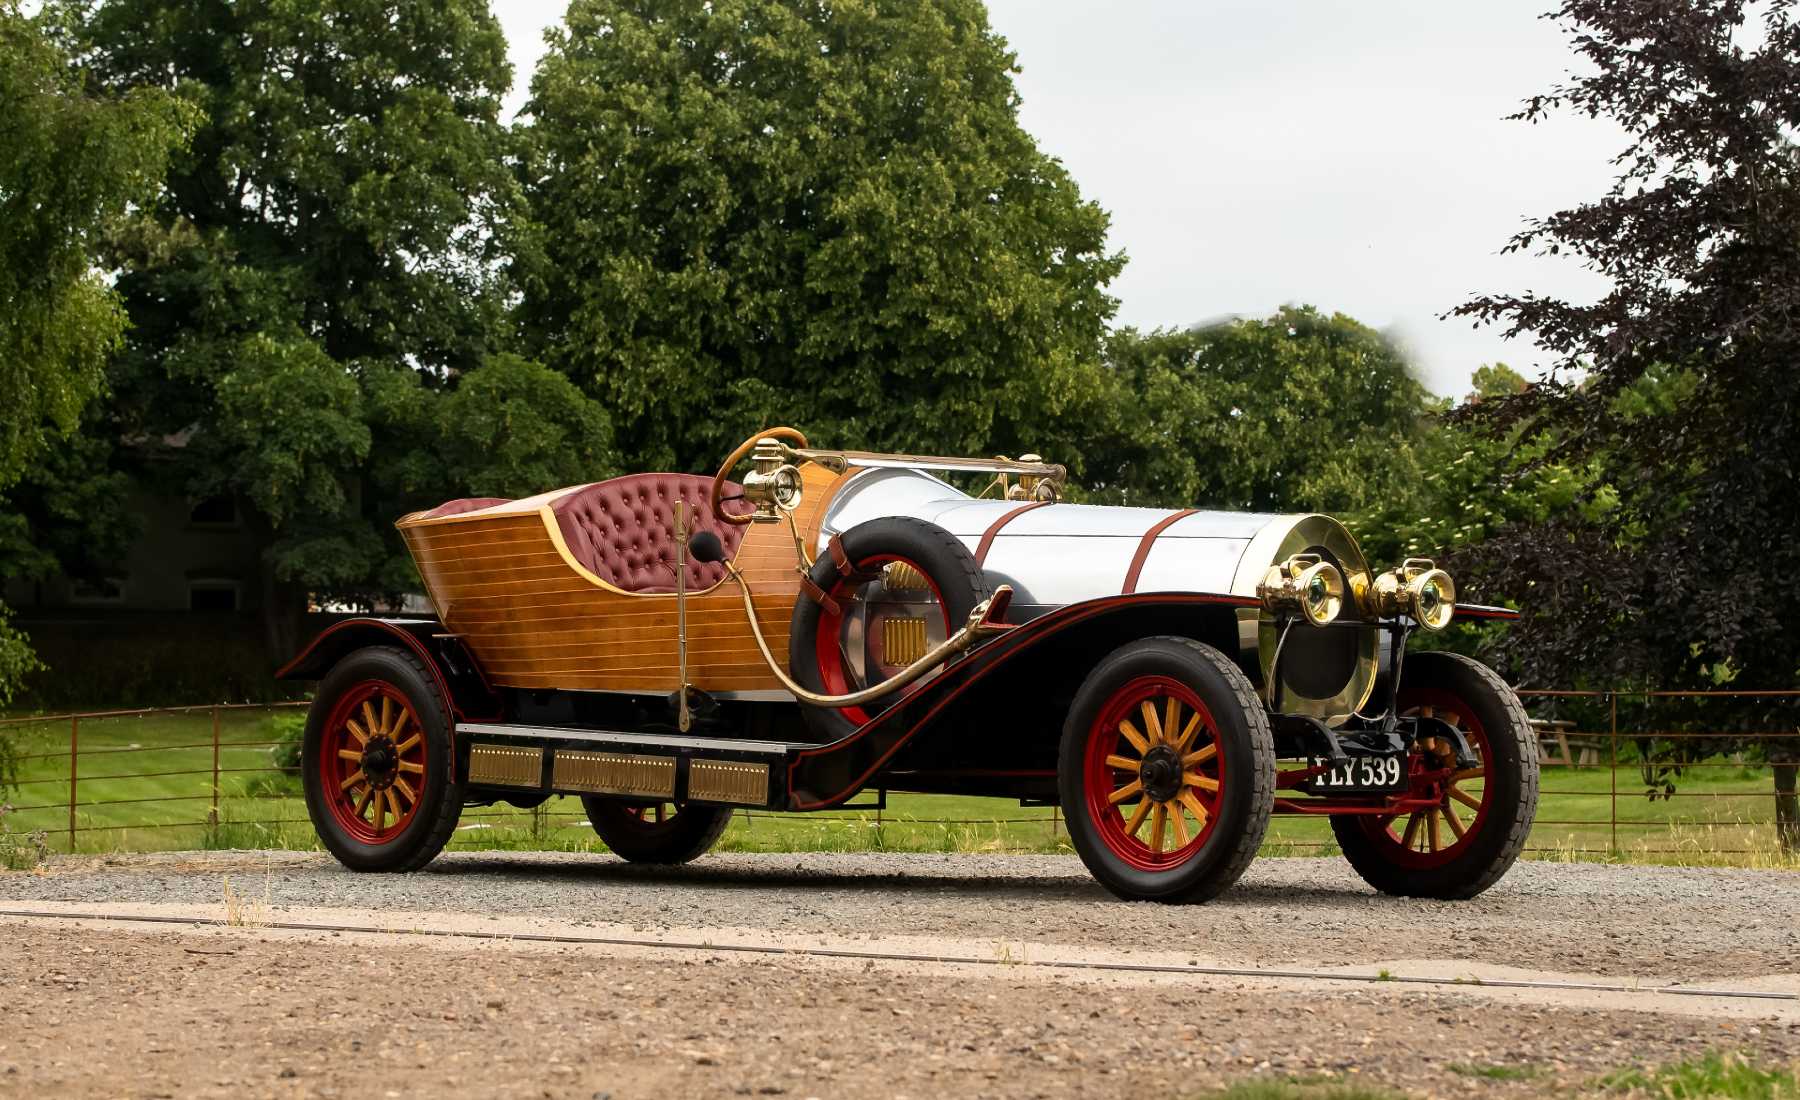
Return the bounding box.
[1138,745,1183,803]
[360,738,398,788]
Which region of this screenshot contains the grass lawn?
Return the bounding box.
[1,706,1795,867]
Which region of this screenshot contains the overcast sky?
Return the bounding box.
[493,1,1623,397]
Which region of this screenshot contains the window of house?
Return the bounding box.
[189,496,239,527]
[69,576,128,605]
[188,580,241,612]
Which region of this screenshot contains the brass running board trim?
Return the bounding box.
[687,759,770,806]
[552,750,677,799]
[468,744,545,789]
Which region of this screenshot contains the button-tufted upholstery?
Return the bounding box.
[551,474,751,593]
[421,497,511,519]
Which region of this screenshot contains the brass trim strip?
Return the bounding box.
[687,759,770,806]
[552,750,677,798]
[468,744,545,788]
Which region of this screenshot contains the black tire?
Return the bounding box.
[1058,636,1275,903]
[582,797,732,863]
[302,646,462,872]
[1330,651,1538,899]
[788,516,992,742]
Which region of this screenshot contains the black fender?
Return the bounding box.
[1452,603,1520,622]
[784,591,1261,810]
[277,617,501,726]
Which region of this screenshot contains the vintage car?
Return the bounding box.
[280,428,1538,903]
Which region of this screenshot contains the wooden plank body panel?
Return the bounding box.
[396,466,845,693]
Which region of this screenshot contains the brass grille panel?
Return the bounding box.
[468,744,544,788]
[687,759,769,806]
[883,561,931,593]
[882,616,928,665]
[552,750,676,798]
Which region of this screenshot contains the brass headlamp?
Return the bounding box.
[738,437,805,523]
[1365,557,1456,631]
[1257,554,1346,627]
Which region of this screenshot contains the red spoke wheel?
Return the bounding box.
[1059,637,1273,903]
[789,517,991,742]
[302,646,462,872]
[582,797,732,864]
[1331,652,1538,899]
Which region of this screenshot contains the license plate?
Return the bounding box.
[1302,753,1407,794]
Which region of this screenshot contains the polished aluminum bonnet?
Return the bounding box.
[819,467,1378,721]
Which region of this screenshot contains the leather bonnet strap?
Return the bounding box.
[1121,509,1199,594]
[974,501,1053,566]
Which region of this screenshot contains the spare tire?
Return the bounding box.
[788,517,992,742]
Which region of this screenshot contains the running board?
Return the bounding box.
[457,721,798,809]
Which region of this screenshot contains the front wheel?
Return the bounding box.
[302,646,462,872]
[582,797,732,864]
[1059,637,1274,903]
[1330,651,1538,899]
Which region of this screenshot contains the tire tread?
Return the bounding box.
[1333,651,1538,899]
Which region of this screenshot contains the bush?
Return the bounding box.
[269,711,305,776]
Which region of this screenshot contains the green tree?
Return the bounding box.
[0,0,191,710]
[55,0,614,661]
[1451,1,1800,846]
[1077,307,1433,522]
[516,0,1122,472]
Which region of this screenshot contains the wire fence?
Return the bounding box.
[0,689,1795,864]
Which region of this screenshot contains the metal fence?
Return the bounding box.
[0,690,1795,862]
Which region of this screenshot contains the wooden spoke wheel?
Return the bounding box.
[1331,652,1538,899]
[581,796,731,864]
[1083,676,1224,870]
[302,646,461,872]
[321,682,427,843]
[789,517,990,742]
[1059,637,1273,904]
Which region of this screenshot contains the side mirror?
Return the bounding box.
[689,530,727,564]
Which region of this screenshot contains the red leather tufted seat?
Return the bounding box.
[551,474,751,593]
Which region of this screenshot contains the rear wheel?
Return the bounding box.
[303,646,462,872]
[582,797,731,864]
[1331,651,1537,899]
[1059,637,1274,903]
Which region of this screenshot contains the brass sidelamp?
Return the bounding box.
[1257,553,1347,627]
[1364,557,1456,631]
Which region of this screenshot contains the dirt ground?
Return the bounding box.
[3,852,1798,1098]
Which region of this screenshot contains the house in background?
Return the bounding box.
[4,490,263,615]
[3,490,283,707]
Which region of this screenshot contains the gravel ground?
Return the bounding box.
[3,852,1797,1098]
[4,851,1796,980]
[2,921,1796,1100]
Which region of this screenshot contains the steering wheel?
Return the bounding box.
[711,426,809,526]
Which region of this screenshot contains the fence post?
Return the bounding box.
[209,706,221,827]
[68,715,78,852]
[1609,691,1619,856]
